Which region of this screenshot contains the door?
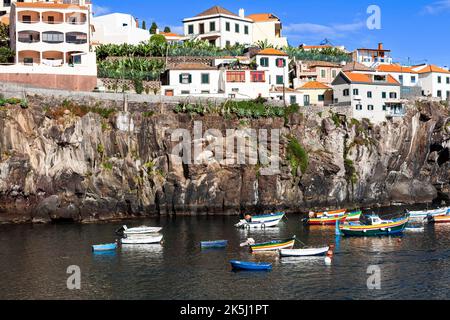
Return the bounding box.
[199,23,205,34]
[304,95,310,106]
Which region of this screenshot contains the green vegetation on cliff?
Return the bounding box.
[286,136,309,176]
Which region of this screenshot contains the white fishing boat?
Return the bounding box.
[235,212,285,229]
[121,225,163,235]
[408,207,448,221]
[279,246,330,257]
[120,234,163,244]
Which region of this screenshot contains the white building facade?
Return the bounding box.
[92,13,150,45]
[246,13,287,48]
[353,43,393,68]
[0,0,97,91]
[411,64,450,99]
[252,48,289,89]
[332,71,403,123]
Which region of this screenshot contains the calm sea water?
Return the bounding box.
[1,209,450,300]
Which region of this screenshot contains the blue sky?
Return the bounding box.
[92,0,450,67]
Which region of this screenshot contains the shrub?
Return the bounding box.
[286,136,309,175]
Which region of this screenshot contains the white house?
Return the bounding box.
[161,63,222,97]
[332,71,403,123]
[0,0,97,91]
[353,43,393,68]
[251,48,289,90]
[183,6,253,48]
[92,13,150,45]
[246,13,287,48]
[411,64,450,100]
[376,64,421,98]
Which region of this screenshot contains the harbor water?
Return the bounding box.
[1,210,450,300]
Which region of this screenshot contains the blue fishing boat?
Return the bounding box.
[92,243,117,252]
[230,260,272,271]
[201,240,228,248]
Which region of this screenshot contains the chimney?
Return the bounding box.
[378,42,383,50]
[135,18,139,28]
[156,28,160,34]
[239,8,245,18]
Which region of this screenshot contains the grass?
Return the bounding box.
[286,136,309,176]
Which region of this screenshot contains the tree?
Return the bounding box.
[164,26,171,33]
[0,22,9,46]
[141,20,146,30]
[150,22,158,34]
[0,47,14,63]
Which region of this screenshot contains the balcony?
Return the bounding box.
[18,31,40,43]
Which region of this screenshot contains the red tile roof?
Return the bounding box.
[300,81,331,89]
[343,72,400,85]
[413,64,450,74]
[377,64,418,74]
[256,48,288,56]
[246,13,280,22]
[195,6,237,17]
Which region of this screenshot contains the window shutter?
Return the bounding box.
[188,74,192,83]
[179,74,183,83]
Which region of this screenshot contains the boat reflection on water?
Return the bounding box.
[92,250,117,257]
[238,227,282,238]
[120,244,164,255]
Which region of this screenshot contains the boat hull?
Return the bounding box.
[409,208,448,220]
[235,212,285,229]
[230,260,272,271]
[123,226,162,235]
[306,210,361,226]
[279,247,329,257]
[431,215,450,223]
[340,218,409,237]
[121,235,163,244]
[92,243,117,251]
[201,240,228,248]
[250,238,295,252]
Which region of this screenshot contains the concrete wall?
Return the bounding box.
[0,73,97,91]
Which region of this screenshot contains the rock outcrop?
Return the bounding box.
[0,96,449,223]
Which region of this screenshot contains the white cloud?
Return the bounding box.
[422,0,450,14]
[92,5,111,16]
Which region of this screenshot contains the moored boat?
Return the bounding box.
[305,210,362,226]
[314,209,347,218]
[201,240,228,248]
[121,234,163,244]
[408,207,448,221]
[250,236,296,252]
[339,213,409,237]
[120,225,163,235]
[235,212,285,229]
[230,260,272,271]
[279,246,329,257]
[429,215,450,223]
[92,243,117,252]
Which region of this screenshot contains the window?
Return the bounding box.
[368,105,374,111]
[389,92,397,99]
[23,57,33,65]
[235,24,240,33]
[437,90,442,97]
[225,41,231,47]
[232,88,239,92]
[447,91,450,99]
[250,71,265,82]
[199,23,205,34]
[188,24,194,34]
[227,71,245,82]
[382,92,387,99]
[447,77,450,84]
[332,70,337,78]
[122,23,128,27]
[318,94,324,101]
[201,90,210,94]
[382,105,387,111]
[244,25,249,35]
[42,31,64,43]
[179,73,192,84]
[260,57,269,67]
[209,22,215,32]
[343,89,349,96]
[411,76,416,84]
[353,89,359,95]
[356,104,363,110]
[181,90,190,95]
[290,95,297,104]
[66,32,87,44]
[367,91,372,98]
[201,73,210,84]
[276,75,284,85]
[438,76,442,84]
[47,16,55,24]
[399,75,403,84]
[226,22,230,31]
[22,15,31,23]
[276,58,286,68]
[320,69,326,78]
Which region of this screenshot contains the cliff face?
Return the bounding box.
[0,97,449,223]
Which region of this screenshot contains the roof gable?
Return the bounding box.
[195,6,238,17]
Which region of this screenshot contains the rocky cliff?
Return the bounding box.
[0,96,449,223]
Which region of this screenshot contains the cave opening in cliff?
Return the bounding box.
[50,217,76,224]
[438,148,450,166]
